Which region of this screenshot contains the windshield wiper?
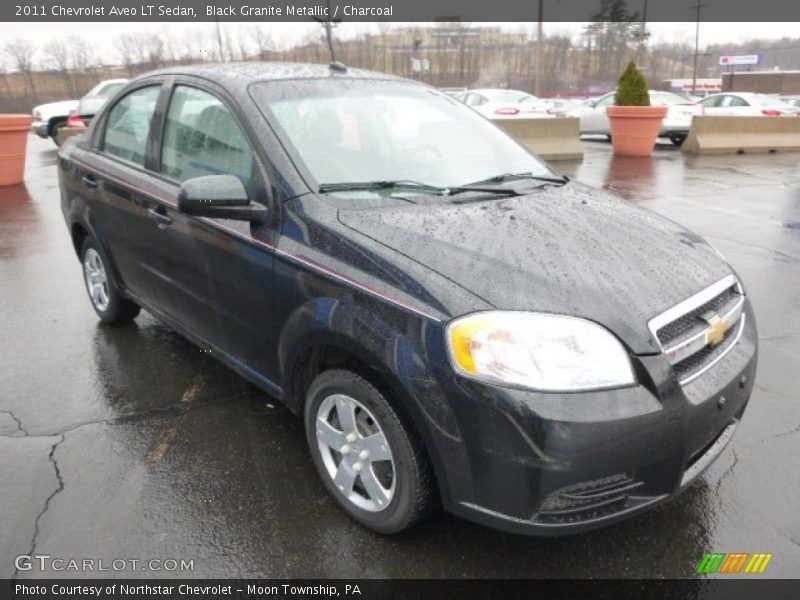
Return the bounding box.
[318,180,446,194]
[319,180,522,198]
[466,172,569,186]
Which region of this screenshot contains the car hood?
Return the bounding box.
[33,100,79,119]
[337,182,732,354]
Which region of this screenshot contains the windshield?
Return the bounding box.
[87,81,126,97]
[252,79,553,192]
[650,92,691,105]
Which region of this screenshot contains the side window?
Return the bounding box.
[161,85,254,185]
[728,96,749,107]
[103,86,160,166]
[700,95,721,108]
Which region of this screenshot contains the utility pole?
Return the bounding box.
[535,0,543,97]
[691,2,709,94]
[637,0,649,65]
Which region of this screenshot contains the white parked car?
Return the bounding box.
[698,92,800,116]
[567,90,701,146]
[31,99,79,146]
[455,89,553,119]
[76,79,129,118]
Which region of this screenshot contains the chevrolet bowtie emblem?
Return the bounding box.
[706,316,730,346]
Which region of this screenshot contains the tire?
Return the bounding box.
[669,134,687,147]
[80,237,140,324]
[304,369,434,534]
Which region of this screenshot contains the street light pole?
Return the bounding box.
[691,2,709,95]
[535,0,543,97]
[637,0,649,65]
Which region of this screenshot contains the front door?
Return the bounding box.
[148,83,278,380]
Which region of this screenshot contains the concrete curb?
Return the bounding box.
[492,117,584,161]
[682,116,800,155]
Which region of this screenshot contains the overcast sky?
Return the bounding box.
[1,21,798,59]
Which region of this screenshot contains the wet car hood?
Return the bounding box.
[337,182,732,354]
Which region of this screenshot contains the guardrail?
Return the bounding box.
[682,116,800,155]
[491,117,584,161]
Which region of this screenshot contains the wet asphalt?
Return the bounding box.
[1,135,798,579]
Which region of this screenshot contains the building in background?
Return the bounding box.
[722,70,800,93]
[662,78,722,97]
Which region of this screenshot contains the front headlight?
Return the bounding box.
[446,311,635,392]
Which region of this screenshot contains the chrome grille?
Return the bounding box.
[656,285,739,346]
[648,275,745,385]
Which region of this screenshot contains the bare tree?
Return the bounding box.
[4,38,38,103]
[250,25,273,60]
[67,36,97,93]
[42,39,74,96]
[116,34,140,77]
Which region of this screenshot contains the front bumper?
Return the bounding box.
[427,301,757,535]
[32,121,49,138]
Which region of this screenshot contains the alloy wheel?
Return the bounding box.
[315,393,396,512]
[83,248,110,312]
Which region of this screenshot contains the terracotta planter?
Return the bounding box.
[0,114,32,186]
[607,106,668,157]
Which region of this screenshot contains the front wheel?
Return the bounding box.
[304,369,434,534]
[81,237,140,324]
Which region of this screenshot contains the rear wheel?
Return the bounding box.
[81,237,140,324]
[304,369,434,533]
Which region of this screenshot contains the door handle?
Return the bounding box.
[147,207,173,228]
[81,174,98,188]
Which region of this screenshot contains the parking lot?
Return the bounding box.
[1,134,798,579]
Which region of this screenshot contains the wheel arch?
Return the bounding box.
[276,297,453,494]
[70,221,90,257]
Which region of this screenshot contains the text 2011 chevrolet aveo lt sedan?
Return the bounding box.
[58,63,757,535]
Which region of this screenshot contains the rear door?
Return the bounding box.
[86,82,168,309]
[723,95,752,115]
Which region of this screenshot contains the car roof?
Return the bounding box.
[137,61,412,90]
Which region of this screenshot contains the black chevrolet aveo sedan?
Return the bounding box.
[58,62,757,535]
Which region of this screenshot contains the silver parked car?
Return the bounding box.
[567,90,702,146]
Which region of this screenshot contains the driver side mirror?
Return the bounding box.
[178,175,267,224]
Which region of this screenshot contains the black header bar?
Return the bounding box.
[4,0,800,22]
